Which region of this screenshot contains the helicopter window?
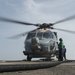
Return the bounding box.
[50,32,53,38]
[26,33,36,39]
[43,32,53,38]
[37,32,43,39]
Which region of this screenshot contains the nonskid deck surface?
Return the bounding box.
[60,60,75,66]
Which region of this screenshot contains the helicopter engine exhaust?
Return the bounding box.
[31,37,41,51]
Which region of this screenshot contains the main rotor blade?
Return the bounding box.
[0,17,37,25]
[53,15,75,25]
[53,27,75,34]
[7,28,39,39]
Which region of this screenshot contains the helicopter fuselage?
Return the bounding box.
[23,29,59,60]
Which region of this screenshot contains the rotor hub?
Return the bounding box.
[39,23,53,29]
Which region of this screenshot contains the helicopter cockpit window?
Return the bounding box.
[43,32,53,38]
[43,32,50,38]
[37,32,43,39]
[26,32,36,39]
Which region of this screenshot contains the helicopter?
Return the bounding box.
[0,15,75,61]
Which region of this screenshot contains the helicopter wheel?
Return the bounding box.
[27,55,32,61]
[46,55,51,61]
[46,58,51,61]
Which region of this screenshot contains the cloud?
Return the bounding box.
[22,0,74,20]
[18,0,62,23]
[23,0,40,12]
[43,0,74,8]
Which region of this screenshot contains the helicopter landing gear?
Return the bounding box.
[46,55,52,61]
[27,55,32,61]
[41,58,51,61]
[46,58,51,61]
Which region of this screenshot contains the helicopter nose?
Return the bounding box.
[31,37,41,51]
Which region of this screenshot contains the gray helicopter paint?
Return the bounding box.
[23,30,58,58]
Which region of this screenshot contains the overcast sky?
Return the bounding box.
[0,0,75,60]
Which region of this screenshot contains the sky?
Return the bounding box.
[0,0,75,60]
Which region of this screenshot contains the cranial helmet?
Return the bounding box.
[59,38,63,41]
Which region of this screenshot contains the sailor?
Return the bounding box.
[62,45,67,61]
[58,38,64,61]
